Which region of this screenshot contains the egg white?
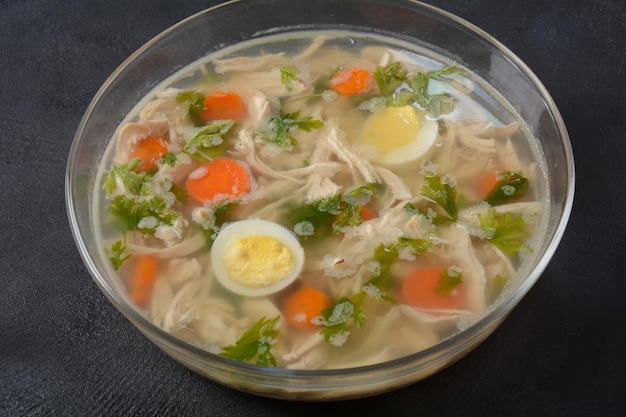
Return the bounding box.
[211,219,305,297]
[363,106,438,165]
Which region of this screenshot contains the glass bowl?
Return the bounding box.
[66,0,574,400]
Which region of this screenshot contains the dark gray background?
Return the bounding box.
[2,0,625,415]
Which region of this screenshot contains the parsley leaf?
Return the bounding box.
[104,159,149,196]
[374,62,408,98]
[493,273,508,295]
[410,66,465,114]
[434,267,463,296]
[333,203,362,233]
[160,151,178,168]
[176,91,206,126]
[107,195,180,234]
[182,120,234,161]
[421,173,459,221]
[318,296,366,346]
[105,240,131,270]
[279,65,298,92]
[199,200,239,247]
[484,171,529,206]
[427,66,467,81]
[289,187,378,238]
[263,111,324,149]
[317,235,433,346]
[344,185,375,206]
[478,208,533,257]
[220,316,280,367]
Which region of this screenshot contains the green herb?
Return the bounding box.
[333,203,362,233]
[478,208,532,257]
[169,182,188,204]
[374,63,464,113]
[107,195,180,234]
[421,173,459,221]
[220,316,280,367]
[314,194,343,215]
[289,187,380,239]
[427,66,467,81]
[413,66,465,113]
[105,240,131,270]
[374,62,408,98]
[263,111,324,148]
[317,296,366,346]
[345,185,375,206]
[484,171,529,206]
[493,274,507,295]
[200,200,239,247]
[176,91,206,126]
[434,267,463,296]
[279,65,298,91]
[160,151,178,168]
[317,236,433,346]
[104,159,149,196]
[182,120,234,161]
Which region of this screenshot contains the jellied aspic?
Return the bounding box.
[97,31,548,369]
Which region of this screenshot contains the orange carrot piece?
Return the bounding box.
[329,67,374,96]
[128,255,158,308]
[401,266,464,310]
[283,286,331,330]
[359,206,377,222]
[185,158,250,204]
[129,136,168,172]
[477,171,499,199]
[199,91,246,122]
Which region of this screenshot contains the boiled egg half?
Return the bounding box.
[211,219,305,297]
[362,105,438,165]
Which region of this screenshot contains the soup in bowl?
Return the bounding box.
[66,0,574,400]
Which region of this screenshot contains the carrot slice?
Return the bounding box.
[199,91,246,122]
[129,136,168,172]
[283,286,330,330]
[185,158,250,204]
[477,171,499,199]
[128,255,158,308]
[359,206,377,221]
[401,266,464,310]
[329,67,374,96]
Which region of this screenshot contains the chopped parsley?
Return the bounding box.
[374,62,408,98]
[107,195,180,234]
[484,171,529,206]
[317,296,366,347]
[104,159,148,196]
[176,91,206,126]
[372,61,465,114]
[289,186,378,239]
[182,120,234,161]
[478,208,533,257]
[199,200,240,247]
[279,65,298,91]
[493,274,508,295]
[220,316,280,367]
[317,237,432,346]
[262,111,324,149]
[159,151,178,168]
[421,172,459,221]
[434,267,463,296]
[105,239,131,270]
[411,66,465,115]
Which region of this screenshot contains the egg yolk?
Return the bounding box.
[224,236,295,288]
[363,106,421,154]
